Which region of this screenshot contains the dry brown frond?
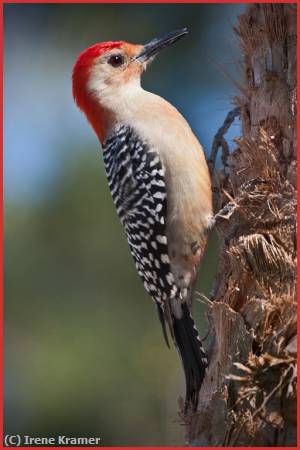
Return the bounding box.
[238,233,294,276]
[263,4,287,43]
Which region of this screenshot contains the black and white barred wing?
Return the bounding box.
[102,125,179,307]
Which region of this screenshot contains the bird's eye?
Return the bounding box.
[107,54,124,68]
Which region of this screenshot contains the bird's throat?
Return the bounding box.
[83,95,114,145]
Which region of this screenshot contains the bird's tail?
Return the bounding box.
[172,302,207,412]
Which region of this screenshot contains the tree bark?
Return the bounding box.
[182,4,297,446]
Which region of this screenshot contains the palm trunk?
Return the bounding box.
[183,4,297,446]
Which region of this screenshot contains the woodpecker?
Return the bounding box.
[72,28,213,411]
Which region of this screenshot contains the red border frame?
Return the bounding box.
[0,5,3,450]
[1,0,298,449]
[1,0,298,4]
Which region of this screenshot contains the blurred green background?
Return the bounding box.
[4,3,244,446]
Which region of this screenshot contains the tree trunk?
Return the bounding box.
[182,4,297,446]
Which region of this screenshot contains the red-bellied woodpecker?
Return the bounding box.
[72,28,213,411]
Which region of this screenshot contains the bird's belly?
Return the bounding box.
[166,172,212,303]
[167,221,208,301]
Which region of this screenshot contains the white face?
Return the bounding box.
[87,46,146,103]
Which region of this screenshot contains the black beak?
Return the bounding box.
[135,28,188,62]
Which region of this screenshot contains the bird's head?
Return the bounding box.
[72,28,188,143]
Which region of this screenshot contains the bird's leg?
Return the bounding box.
[213,201,237,223]
[209,189,239,229]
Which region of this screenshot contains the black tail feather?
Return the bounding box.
[172,302,207,412]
